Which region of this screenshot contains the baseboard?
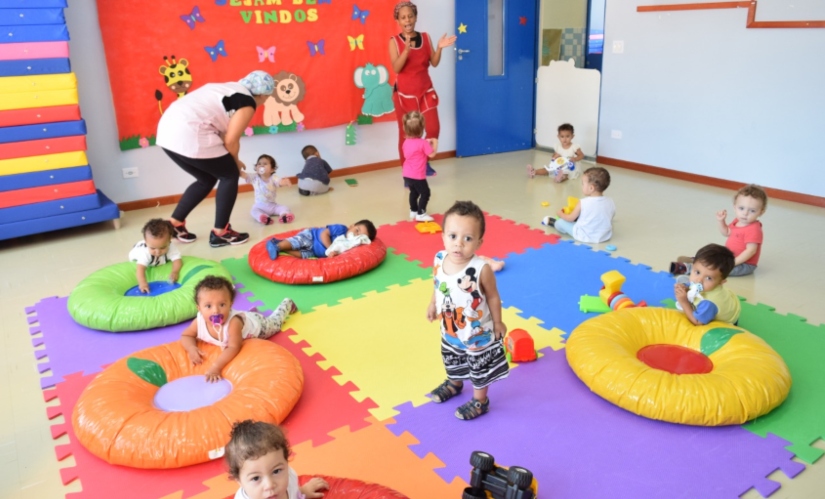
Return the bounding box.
[598,156,825,208]
[117,151,457,212]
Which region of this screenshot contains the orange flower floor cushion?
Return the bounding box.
[248,235,387,284]
[297,475,409,498]
[72,339,303,469]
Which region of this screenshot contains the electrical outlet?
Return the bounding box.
[122,167,139,178]
[611,130,622,139]
[612,41,624,54]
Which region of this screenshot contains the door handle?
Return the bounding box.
[457,49,471,54]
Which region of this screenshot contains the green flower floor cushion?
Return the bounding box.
[68,257,232,332]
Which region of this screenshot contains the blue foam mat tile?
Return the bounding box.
[497,241,675,337]
[0,23,69,44]
[0,57,70,77]
[0,119,85,144]
[0,8,65,25]
[0,165,92,192]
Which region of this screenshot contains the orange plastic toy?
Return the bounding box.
[72,339,303,469]
[504,329,537,363]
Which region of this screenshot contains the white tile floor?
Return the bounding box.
[1,150,823,498]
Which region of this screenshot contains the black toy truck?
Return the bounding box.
[462,450,537,499]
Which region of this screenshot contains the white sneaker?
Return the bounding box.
[410,211,417,220]
[415,213,434,222]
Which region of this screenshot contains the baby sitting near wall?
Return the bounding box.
[296,145,334,196]
[266,220,377,260]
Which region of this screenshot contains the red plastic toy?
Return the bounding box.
[504,329,537,363]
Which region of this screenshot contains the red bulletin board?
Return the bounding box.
[95,1,397,150]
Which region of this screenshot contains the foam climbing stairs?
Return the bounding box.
[0,0,118,240]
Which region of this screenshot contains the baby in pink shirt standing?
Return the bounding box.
[402,111,438,222]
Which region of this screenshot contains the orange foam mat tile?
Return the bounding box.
[161,417,468,499]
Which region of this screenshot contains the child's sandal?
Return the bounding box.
[455,397,490,420]
[430,380,463,403]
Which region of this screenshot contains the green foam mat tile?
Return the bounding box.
[740,302,825,464]
[222,251,430,312]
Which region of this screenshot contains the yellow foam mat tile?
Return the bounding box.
[287,279,443,420]
[287,281,566,421]
[0,73,77,93]
[0,89,79,111]
[0,151,88,176]
[161,418,467,499]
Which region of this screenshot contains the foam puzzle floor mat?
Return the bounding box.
[285,278,567,420]
[221,250,430,312]
[739,303,825,464]
[21,212,825,498]
[43,326,378,499]
[495,240,675,337]
[165,418,469,499]
[389,346,805,498]
[26,286,269,388]
[376,213,561,269]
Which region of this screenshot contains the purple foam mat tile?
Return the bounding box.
[27,316,38,324]
[25,306,36,314]
[389,348,802,498]
[29,326,41,335]
[26,288,262,388]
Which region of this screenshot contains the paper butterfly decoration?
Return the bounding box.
[347,34,364,51]
[204,40,227,61]
[257,46,275,62]
[180,6,205,30]
[307,40,325,57]
[352,5,369,24]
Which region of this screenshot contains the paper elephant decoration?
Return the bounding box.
[353,63,395,117]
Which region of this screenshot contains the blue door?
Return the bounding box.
[455,0,538,157]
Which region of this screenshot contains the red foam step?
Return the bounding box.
[0,180,96,209]
[0,104,81,128]
[0,135,87,160]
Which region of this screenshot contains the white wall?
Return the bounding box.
[64,1,456,204]
[597,1,825,197]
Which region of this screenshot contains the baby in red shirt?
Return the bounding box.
[671,184,767,277]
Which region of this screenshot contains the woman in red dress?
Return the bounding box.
[388,2,456,174]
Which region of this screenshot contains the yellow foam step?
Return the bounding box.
[0,88,79,111]
[0,151,88,176]
[0,73,77,93]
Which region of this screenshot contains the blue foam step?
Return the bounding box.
[0,119,85,144]
[0,24,69,44]
[0,57,70,77]
[0,190,120,241]
[0,8,65,25]
[0,166,92,192]
[0,192,100,224]
[0,0,67,7]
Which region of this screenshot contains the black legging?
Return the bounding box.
[164,149,239,230]
[406,177,430,214]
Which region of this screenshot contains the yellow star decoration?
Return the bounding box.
[458,23,468,34]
